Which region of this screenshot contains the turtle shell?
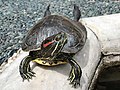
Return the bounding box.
[21,15,87,53]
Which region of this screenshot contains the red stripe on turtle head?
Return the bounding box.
[43,41,54,48]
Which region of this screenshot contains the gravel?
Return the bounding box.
[0,0,120,65]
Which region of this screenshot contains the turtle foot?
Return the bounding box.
[20,67,35,81]
[19,56,36,81]
[20,64,36,81]
[68,65,82,88]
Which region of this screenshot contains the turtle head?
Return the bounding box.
[41,32,67,56]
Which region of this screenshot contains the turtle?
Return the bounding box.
[19,4,87,88]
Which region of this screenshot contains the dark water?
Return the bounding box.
[95,66,120,90]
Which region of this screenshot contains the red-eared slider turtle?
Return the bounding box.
[19,4,87,88]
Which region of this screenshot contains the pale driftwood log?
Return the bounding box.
[0,13,120,90]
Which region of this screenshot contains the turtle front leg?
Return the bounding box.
[67,59,82,88]
[19,56,36,81]
[56,52,82,88]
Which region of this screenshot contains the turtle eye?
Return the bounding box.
[55,37,60,41]
[55,35,61,41]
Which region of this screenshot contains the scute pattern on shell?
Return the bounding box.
[22,15,87,53]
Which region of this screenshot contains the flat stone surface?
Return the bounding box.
[0,27,101,90]
[82,13,120,55]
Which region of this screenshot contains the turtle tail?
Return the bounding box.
[44,4,51,17]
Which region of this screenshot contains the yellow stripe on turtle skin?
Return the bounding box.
[33,58,67,66]
[51,41,59,56]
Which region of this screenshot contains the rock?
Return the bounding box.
[0,24,101,90]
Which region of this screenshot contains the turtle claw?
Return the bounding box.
[68,65,82,88]
[20,70,36,81]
